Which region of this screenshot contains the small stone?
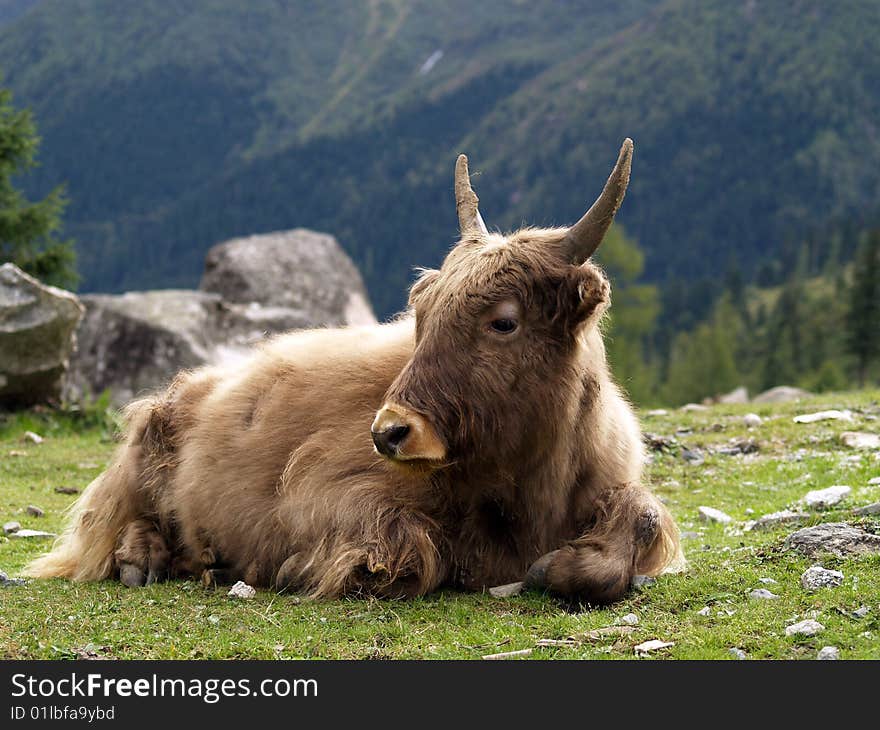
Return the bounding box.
[680,403,709,412]
[227,581,256,599]
[743,413,762,428]
[25,505,45,518]
[207,615,220,625]
[745,508,754,515]
[22,431,44,444]
[634,639,674,656]
[619,613,639,625]
[749,588,779,600]
[3,521,21,535]
[869,477,880,486]
[728,648,747,660]
[803,485,851,509]
[758,577,778,584]
[8,529,56,539]
[54,486,79,495]
[840,432,880,450]
[748,509,809,531]
[853,606,870,618]
[785,619,825,637]
[792,410,852,424]
[681,531,702,540]
[645,409,668,417]
[785,523,880,557]
[630,575,656,589]
[682,448,705,465]
[0,569,26,587]
[489,581,524,598]
[800,565,844,590]
[698,506,733,524]
[854,502,880,516]
[697,606,712,616]
[816,646,839,660]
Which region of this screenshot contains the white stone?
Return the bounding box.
[840,432,880,449]
[747,510,809,531]
[698,506,733,524]
[22,431,44,444]
[800,565,844,590]
[817,646,840,660]
[227,581,256,599]
[749,588,779,600]
[728,648,747,660]
[619,613,639,625]
[758,577,778,584]
[868,477,880,486]
[743,413,762,428]
[785,619,825,637]
[803,485,851,508]
[792,410,852,424]
[697,606,712,616]
[8,529,56,539]
[489,582,523,598]
[634,639,674,656]
[645,409,668,417]
[680,403,709,412]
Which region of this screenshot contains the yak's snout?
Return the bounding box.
[371,404,446,463]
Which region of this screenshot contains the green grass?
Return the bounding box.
[1,391,879,660]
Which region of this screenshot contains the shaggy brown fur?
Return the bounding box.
[27,142,682,604]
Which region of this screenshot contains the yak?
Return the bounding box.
[27,139,682,604]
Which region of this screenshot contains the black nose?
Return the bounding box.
[372,424,411,457]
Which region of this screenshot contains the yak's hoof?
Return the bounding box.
[201,568,232,589]
[524,550,560,591]
[275,553,303,592]
[146,567,167,585]
[119,563,146,588]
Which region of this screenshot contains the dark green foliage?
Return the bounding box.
[846,230,880,385]
[0,87,75,288]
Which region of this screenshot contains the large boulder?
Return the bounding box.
[752,385,812,404]
[0,263,84,407]
[66,290,313,404]
[200,229,376,326]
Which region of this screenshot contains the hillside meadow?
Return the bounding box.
[1,390,878,660]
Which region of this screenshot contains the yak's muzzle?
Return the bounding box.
[371,404,446,463]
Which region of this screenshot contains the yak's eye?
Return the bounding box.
[489,318,518,334]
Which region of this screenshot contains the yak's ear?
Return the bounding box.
[408,268,440,307]
[556,264,611,330]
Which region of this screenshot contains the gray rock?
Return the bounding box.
[489,581,524,598]
[200,229,375,326]
[718,386,749,404]
[0,569,26,587]
[2,521,21,535]
[630,575,656,589]
[698,506,733,524]
[66,290,314,405]
[747,510,809,531]
[853,606,870,619]
[680,403,709,412]
[227,581,256,599]
[682,448,705,465]
[22,431,43,444]
[800,565,844,590]
[816,646,839,660]
[752,386,812,404]
[803,485,851,509]
[749,588,779,600]
[785,523,880,558]
[728,648,747,660]
[25,505,44,518]
[0,263,84,407]
[840,432,880,450]
[743,413,762,428]
[785,619,825,637]
[758,577,778,584]
[853,502,880,516]
[619,613,639,625]
[869,477,880,486]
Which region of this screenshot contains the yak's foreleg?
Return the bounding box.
[525,484,680,605]
[114,519,171,587]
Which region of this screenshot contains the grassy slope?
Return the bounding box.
[1,391,879,660]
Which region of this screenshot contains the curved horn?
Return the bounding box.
[564,138,633,263]
[455,154,488,236]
